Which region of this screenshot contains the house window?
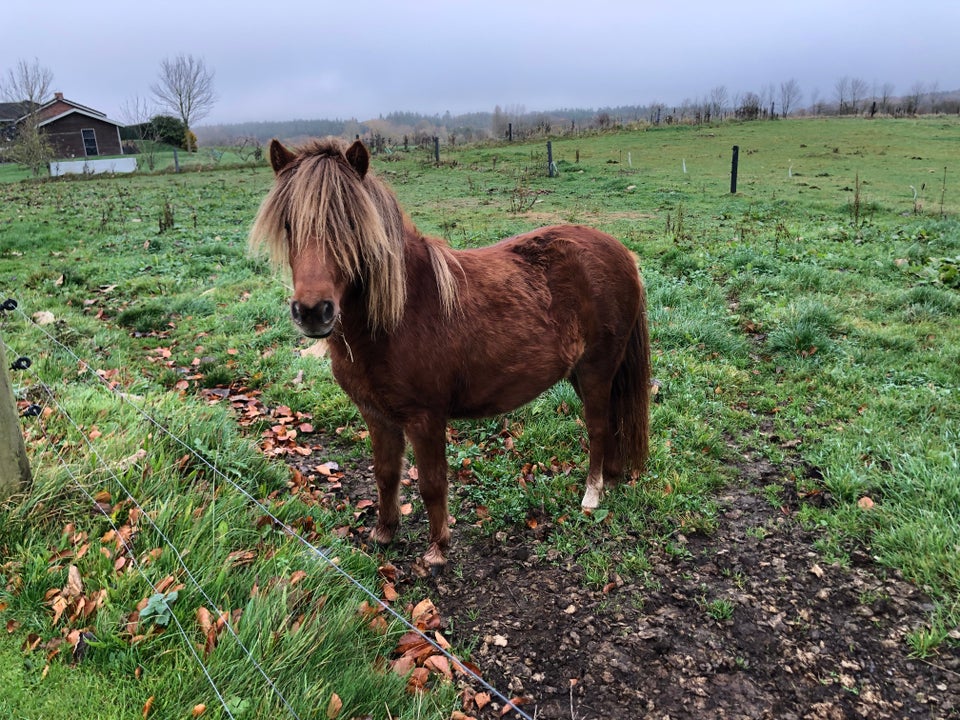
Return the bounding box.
[81,128,99,156]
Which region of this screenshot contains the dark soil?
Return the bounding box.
[287,440,960,720]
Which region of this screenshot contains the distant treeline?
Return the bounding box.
[195,88,960,149]
[195,104,664,148]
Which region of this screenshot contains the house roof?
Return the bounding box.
[2,94,123,127]
[0,101,35,123]
[37,106,125,129]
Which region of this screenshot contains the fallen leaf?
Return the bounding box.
[196,607,213,636]
[500,697,530,716]
[423,654,453,681]
[191,704,207,717]
[65,565,83,598]
[406,667,429,692]
[857,496,875,510]
[382,582,399,602]
[326,693,342,719]
[142,696,155,718]
[301,340,328,358]
[411,599,440,630]
[391,655,416,677]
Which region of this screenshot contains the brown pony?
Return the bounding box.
[250,137,651,568]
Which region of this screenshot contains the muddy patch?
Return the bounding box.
[288,443,959,720]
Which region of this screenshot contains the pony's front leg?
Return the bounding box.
[366,418,406,546]
[406,417,451,568]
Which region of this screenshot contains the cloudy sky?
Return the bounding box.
[3,0,958,125]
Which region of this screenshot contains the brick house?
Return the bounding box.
[1,92,124,158]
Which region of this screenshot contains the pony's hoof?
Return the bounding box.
[423,543,447,570]
[369,526,395,546]
[581,486,603,511]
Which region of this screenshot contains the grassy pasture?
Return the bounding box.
[0,116,958,718]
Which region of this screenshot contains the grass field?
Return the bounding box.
[0,116,958,718]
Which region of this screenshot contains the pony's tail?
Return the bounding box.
[612,282,652,475]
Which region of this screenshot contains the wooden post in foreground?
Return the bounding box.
[730,145,740,194]
[0,328,31,499]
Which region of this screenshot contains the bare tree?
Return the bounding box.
[849,77,868,115]
[834,76,851,114]
[151,53,216,151]
[927,80,940,113]
[906,81,925,115]
[779,78,802,117]
[1,58,55,174]
[880,82,895,114]
[120,94,161,170]
[710,85,729,121]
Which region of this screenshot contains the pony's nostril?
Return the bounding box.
[320,300,336,324]
[290,300,302,323]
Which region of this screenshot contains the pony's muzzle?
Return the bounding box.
[290,299,338,338]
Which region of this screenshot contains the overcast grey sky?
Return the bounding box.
[3,0,958,125]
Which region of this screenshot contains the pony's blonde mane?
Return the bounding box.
[249,137,459,333]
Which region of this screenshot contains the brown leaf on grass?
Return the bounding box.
[65,565,83,598]
[226,549,257,567]
[367,615,389,634]
[154,575,177,594]
[377,563,397,582]
[410,599,440,630]
[7,619,22,633]
[390,655,416,677]
[326,693,343,719]
[406,666,430,693]
[51,595,69,626]
[191,704,207,717]
[423,654,453,681]
[142,695,154,718]
[196,607,213,636]
[382,582,399,602]
[301,340,328,358]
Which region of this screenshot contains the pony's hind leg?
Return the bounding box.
[575,376,614,511]
[405,416,451,568]
[367,418,405,546]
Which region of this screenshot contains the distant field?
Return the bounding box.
[0,117,957,718]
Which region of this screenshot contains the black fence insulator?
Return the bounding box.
[10,356,31,371]
[21,404,42,417]
[1,298,17,312]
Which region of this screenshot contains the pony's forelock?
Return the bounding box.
[249,138,411,332]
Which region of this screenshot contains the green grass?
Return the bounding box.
[1,116,959,715]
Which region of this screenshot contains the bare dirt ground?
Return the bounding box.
[287,440,960,720]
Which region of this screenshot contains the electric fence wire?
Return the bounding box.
[4,335,300,720]
[3,301,536,720]
[7,381,238,720]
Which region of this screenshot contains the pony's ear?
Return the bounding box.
[269,139,296,175]
[345,140,369,179]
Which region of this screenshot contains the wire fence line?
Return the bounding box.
[29,402,239,720]
[2,299,535,720]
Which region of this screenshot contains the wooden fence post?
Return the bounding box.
[730,145,740,194]
[0,325,31,499]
